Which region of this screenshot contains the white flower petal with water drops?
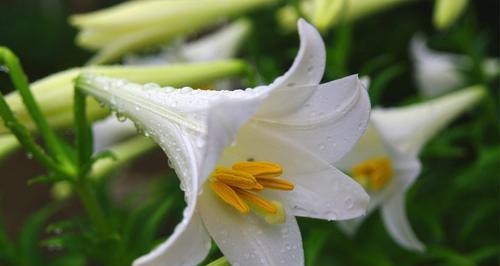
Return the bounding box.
[77,19,371,266]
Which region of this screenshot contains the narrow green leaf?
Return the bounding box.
[0,47,72,172]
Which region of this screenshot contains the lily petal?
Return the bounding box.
[381,191,425,252]
[410,35,466,97]
[256,19,325,117]
[371,85,485,156]
[256,20,370,163]
[92,116,137,151]
[198,186,304,266]
[133,212,211,266]
[182,19,251,62]
[125,19,252,66]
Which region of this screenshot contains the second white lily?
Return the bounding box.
[76,20,371,266]
[337,85,485,251]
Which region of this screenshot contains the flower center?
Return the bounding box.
[351,157,393,192]
[209,161,294,224]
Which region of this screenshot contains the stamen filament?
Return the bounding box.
[235,189,277,214]
[258,178,295,191]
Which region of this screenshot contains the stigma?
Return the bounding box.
[351,157,393,192]
[209,161,294,224]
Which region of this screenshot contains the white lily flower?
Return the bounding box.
[93,20,251,151]
[337,85,485,251]
[411,35,499,97]
[77,20,371,266]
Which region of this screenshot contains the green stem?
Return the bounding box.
[74,88,93,174]
[74,180,110,235]
[0,47,73,171]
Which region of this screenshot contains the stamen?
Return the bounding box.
[257,178,295,191]
[210,181,249,214]
[235,189,277,214]
[212,167,259,190]
[352,157,393,192]
[232,161,283,179]
[209,161,294,224]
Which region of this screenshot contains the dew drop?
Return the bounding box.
[26,152,33,159]
[115,112,127,122]
[143,83,160,90]
[345,197,354,209]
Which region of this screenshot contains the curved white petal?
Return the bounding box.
[125,20,251,66]
[255,75,370,163]
[198,186,304,266]
[256,19,326,116]
[410,35,465,97]
[182,19,251,62]
[222,122,369,221]
[371,85,485,156]
[254,21,370,164]
[133,212,211,266]
[381,191,425,252]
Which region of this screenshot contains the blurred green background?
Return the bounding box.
[0,0,498,265]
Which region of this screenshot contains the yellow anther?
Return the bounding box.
[210,181,249,214]
[232,161,283,179]
[258,178,295,191]
[235,189,277,214]
[352,157,393,192]
[209,161,293,224]
[212,167,258,190]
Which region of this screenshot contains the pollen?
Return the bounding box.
[352,157,393,192]
[209,161,294,223]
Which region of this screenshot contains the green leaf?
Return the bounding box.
[0,47,72,172]
[28,173,69,185]
[304,228,331,266]
[17,204,61,266]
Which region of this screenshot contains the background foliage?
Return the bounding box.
[0,0,498,265]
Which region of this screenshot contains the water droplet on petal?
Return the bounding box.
[115,112,127,122]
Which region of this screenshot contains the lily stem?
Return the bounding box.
[74,179,110,235]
